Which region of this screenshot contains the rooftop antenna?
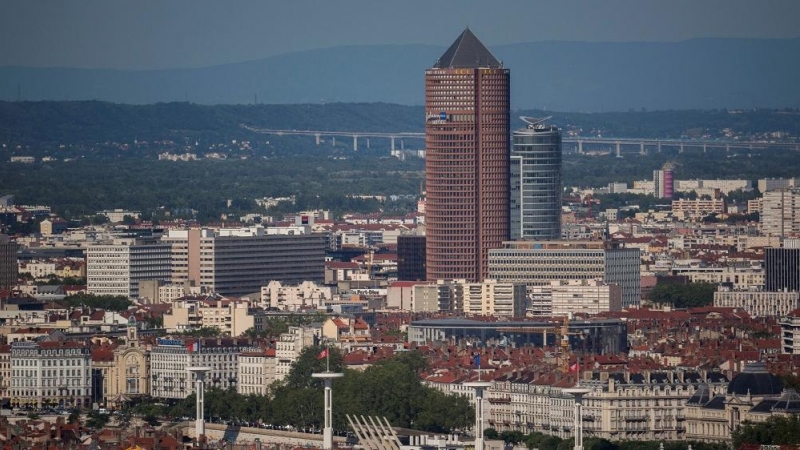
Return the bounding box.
[520,116,552,129]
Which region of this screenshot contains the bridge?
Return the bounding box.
[242,125,800,156]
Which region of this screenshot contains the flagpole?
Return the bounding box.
[326,343,330,373]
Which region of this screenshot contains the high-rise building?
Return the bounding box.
[397,234,426,281]
[654,165,674,199]
[765,247,800,292]
[761,189,800,237]
[425,29,510,282]
[511,118,562,240]
[0,235,18,290]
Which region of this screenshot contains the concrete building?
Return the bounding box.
[671,198,726,220]
[39,219,68,235]
[779,308,800,354]
[713,287,799,317]
[237,348,277,396]
[761,189,800,237]
[670,267,764,289]
[164,227,326,297]
[758,178,799,193]
[97,209,141,223]
[275,326,317,382]
[86,237,172,299]
[108,318,150,401]
[162,296,255,336]
[654,167,674,199]
[675,179,752,195]
[425,29,510,282]
[10,340,92,409]
[260,281,333,311]
[510,118,562,240]
[488,240,641,308]
[149,337,256,399]
[0,235,18,290]
[549,279,623,316]
[463,279,527,318]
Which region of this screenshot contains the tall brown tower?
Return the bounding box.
[425,29,510,282]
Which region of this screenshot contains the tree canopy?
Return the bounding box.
[61,293,132,311]
[648,282,717,308]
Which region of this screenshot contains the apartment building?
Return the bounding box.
[549,279,622,316]
[275,327,316,382]
[10,340,92,409]
[779,309,800,354]
[761,189,800,237]
[713,288,799,317]
[162,296,254,336]
[237,348,277,396]
[260,280,334,311]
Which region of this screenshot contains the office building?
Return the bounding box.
[713,286,799,317]
[425,28,510,281]
[758,178,799,193]
[510,118,562,240]
[397,234,426,281]
[765,247,800,292]
[780,310,800,354]
[164,227,326,297]
[87,237,172,299]
[761,189,800,237]
[488,240,641,308]
[0,235,18,290]
[549,279,623,316]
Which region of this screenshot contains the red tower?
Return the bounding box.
[425,29,510,282]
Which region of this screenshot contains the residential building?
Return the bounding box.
[761,189,800,237]
[758,178,799,193]
[713,287,799,317]
[0,345,10,398]
[39,219,69,235]
[97,209,141,223]
[654,167,674,199]
[86,237,172,299]
[237,348,277,395]
[671,198,726,220]
[149,337,256,399]
[0,235,18,290]
[260,280,333,311]
[779,309,800,354]
[425,28,510,282]
[463,279,527,317]
[10,340,92,409]
[675,179,752,195]
[275,326,317,382]
[670,267,764,289]
[488,240,641,308]
[162,296,254,336]
[510,118,562,240]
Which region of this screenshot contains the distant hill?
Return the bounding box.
[1,38,798,111]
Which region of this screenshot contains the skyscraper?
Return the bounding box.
[510,117,562,240]
[425,28,510,282]
[654,163,674,199]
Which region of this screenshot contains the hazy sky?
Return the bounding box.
[2,0,799,70]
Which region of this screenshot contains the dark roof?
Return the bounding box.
[727,362,782,396]
[687,384,711,405]
[434,28,502,69]
[703,395,727,410]
[771,389,800,413]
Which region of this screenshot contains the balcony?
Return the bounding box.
[625,416,649,422]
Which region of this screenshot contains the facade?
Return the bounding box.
[275,326,316,382]
[669,267,764,289]
[779,308,800,354]
[106,318,149,402]
[149,337,256,399]
[0,235,18,290]
[10,340,92,408]
[549,279,623,316]
[758,178,799,193]
[397,234,426,281]
[654,169,674,199]
[765,247,800,292]
[425,29,510,282]
[761,189,800,237]
[713,288,799,317]
[488,240,641,308]
[0,345,10,399]
[675,179,752,195]
[163,296,255,336]
[671,199,726,220]
[86,237,172,299]
[260,281,333,311]
[196,228,326,297]
[510,118,562,240]
[237,348,277,396]
[463,279,527,318]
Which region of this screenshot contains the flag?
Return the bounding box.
[186,341,199,354]
[569,362,579,372]
[317,348,329,359]
[473,354,481,368]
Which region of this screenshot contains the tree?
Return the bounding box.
[61,293,132,311]
[733,416,800,446]
[182,326,223,337]
[648,282,717,308]
[484,428,499,440]
[85,410,110,429]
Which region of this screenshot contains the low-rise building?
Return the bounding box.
[549,279,622,316]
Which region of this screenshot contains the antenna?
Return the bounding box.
[520,116,552,127]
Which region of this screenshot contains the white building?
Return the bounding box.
[162,296,255,336]
[97,209,141,223]
[488,240,641,308]
[463,279,527,318]
[275,326,316,382]
[549,279,622,316]
[713,287,799,318]
[260,280,334,311]
[149,337,256,399]
[86,238,171,299]
[10,340,92,409]
[761,189,800,237]
[237,348,277,396]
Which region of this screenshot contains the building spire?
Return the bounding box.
[434,28,501,69]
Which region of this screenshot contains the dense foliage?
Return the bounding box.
[132,348,471,433]
[61,293,133,311]
[244,311,329,339]
[732,416,800,447]
[648,282,717,308]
